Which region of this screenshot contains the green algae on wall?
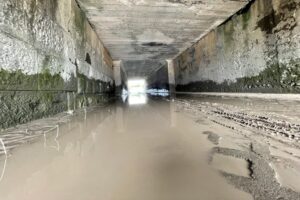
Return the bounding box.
[77,72,87,94]
[223,20,235,47]
[0,69,76,92]
[75,93,113,109]
[77,72,112,95]
[0,68,110,94]
[38,69,65,90]
[0,69,39,90]
[0,91,67,129]
[176,59,300,93]
[242,11,251,30]
[0,88,113,129]
[236,60,300,92]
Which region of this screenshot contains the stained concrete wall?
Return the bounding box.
[0,0,114,129]
[119,64,128,94]
[113,61,127,95]
[173,0,300,93]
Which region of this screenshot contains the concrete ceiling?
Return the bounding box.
[77,0,250,78]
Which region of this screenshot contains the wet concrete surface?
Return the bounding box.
[0,94,300,200]
[176,94,300,199]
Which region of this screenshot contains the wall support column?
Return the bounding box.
[167,59,176,94]
[113,60,122,95]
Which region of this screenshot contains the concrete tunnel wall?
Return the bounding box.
[1,0,300,129]
[113,61,128,95]
[173,0,300,93]
[0,0,115,129]
[147,62,169,91]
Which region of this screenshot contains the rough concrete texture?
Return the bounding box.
[173,0,300,93]
[0,0,115,129]
[0,91,68,129]
[0,90,113,129]
[76,0,250,77]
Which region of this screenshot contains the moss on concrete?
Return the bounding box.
[77,72,86,94]
[223,20,235,46]
[242,10,251,30]
[77,72,111,94]
[0,67,115,129]
[0,69,39,90]
[0,89,113,129]
[0,68,76,91]
[38,69,65,90]
[75,93,112,109]
[176,59,300,93]
[0,91,67,129]
[38,55,77,91]
[236,59,300,92]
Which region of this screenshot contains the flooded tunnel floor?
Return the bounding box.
[0,95,300,200]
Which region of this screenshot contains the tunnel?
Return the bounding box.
[0,0,300,199]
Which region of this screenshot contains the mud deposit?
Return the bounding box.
[0,95,299,200]
[176,95,300,199]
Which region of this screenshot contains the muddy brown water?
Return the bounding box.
[0,96,254,200]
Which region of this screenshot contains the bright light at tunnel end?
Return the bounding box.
[127,79,147,94]
[124,79,170,105]
[126,79,147,105]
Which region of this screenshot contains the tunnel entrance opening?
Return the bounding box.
[128,79,147,94]
[127,79,147,105]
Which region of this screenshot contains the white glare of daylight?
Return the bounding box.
[147,89,169,97]
[121,89,128,103]
[128,94,147,105]
[128,79,146,94]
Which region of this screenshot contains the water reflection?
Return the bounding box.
[128,94,148,105]
[0,99,254,200]
[147,89,169,97]
[43,125,60,151]
[116,106,125,132]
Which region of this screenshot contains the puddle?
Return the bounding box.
[0,100,254,200]
[211,154,251,177]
